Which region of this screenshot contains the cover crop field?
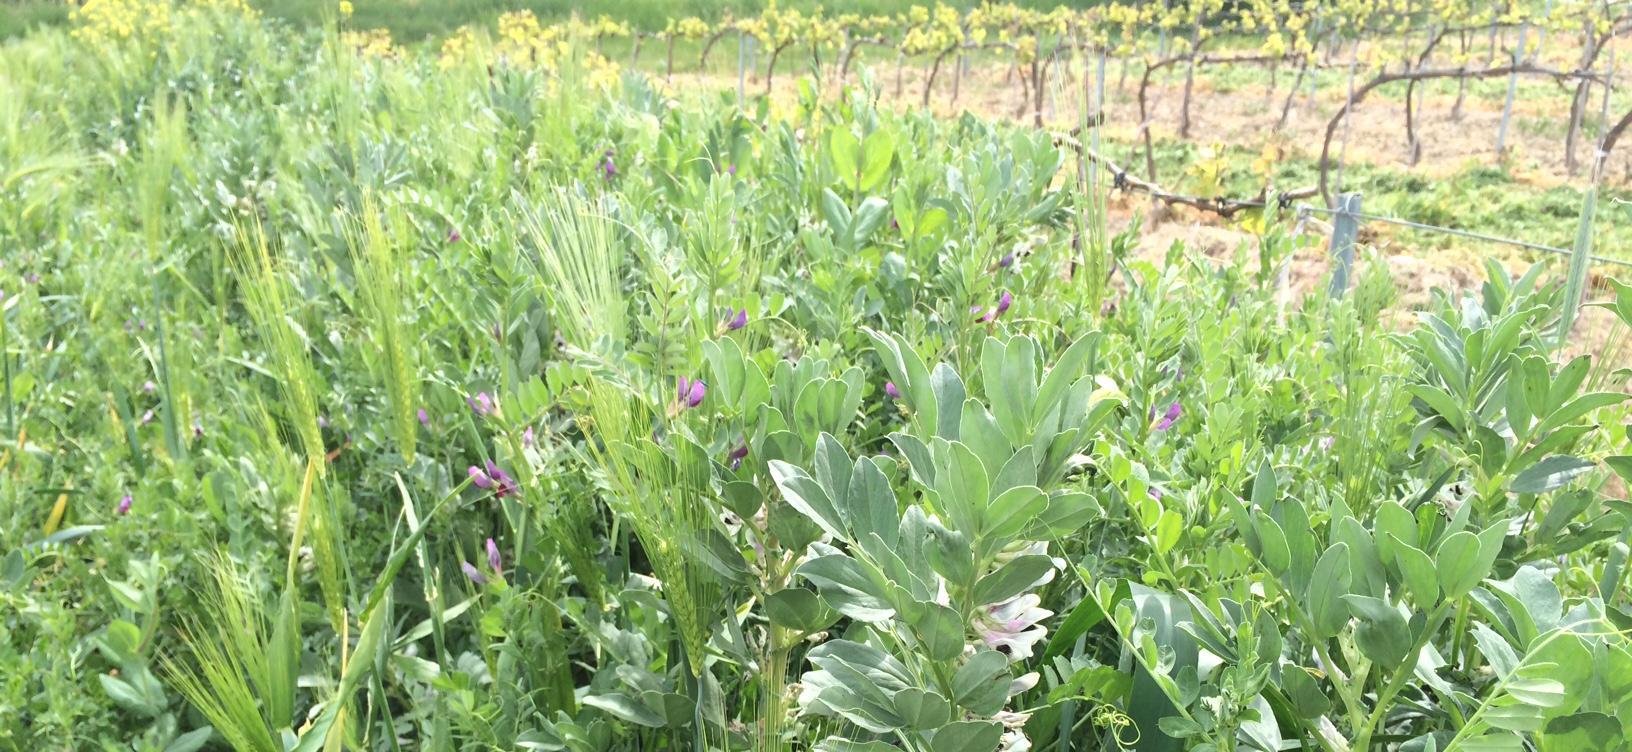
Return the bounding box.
[4,2,1632,752]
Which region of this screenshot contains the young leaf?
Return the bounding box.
[1435,531,1487,600]
[1389,534,1441,606]
[796,555,895,623]
[1375,501,1417,568]
[770,460,848,542]
[1307,542,1353,639]
[972,555,1053,607]
[1509,455,1595,495]
[951,651,1011,716]
[929,721,1002,752]
[1342,595,1413,670]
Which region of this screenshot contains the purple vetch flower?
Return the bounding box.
[193,420,204,439]
[141,380,157,394]
[975,291,1015,324]
[461,561,488,585]
[468,392,497,417]
[486,537,502,573]
[725,163,737,175]
[1153,401,1182,432]
[447,228,462,244]
[599,150,617,179]
[418,408,430,427]
[140,410,154,425]
[728,441,749,471]
[675,377,706,410]
[487,461,517,498]
[975,593,1053,661]
[724,307,748,331]
[884,381,902,400]
[25,273,39,285]
[997,252,1015,268]
[522,425,535,449]
[468,460,517,498]
[116,495,133,516]
[317,415,329,429]
[1320,435,1335,451]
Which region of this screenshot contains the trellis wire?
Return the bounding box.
[1295,202,1632,270]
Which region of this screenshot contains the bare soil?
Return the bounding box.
[658,59,1629,362]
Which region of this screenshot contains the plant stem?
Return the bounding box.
[1351,602,1453,750]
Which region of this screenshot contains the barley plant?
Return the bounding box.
[3,3,1632,752]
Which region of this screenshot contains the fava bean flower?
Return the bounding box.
[460,561,488,586]
[728,442,749,471]
[975,593,1052,661]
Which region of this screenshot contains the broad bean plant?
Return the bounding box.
[2,6,1631,752]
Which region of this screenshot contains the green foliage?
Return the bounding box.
[4,8,1632,752]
